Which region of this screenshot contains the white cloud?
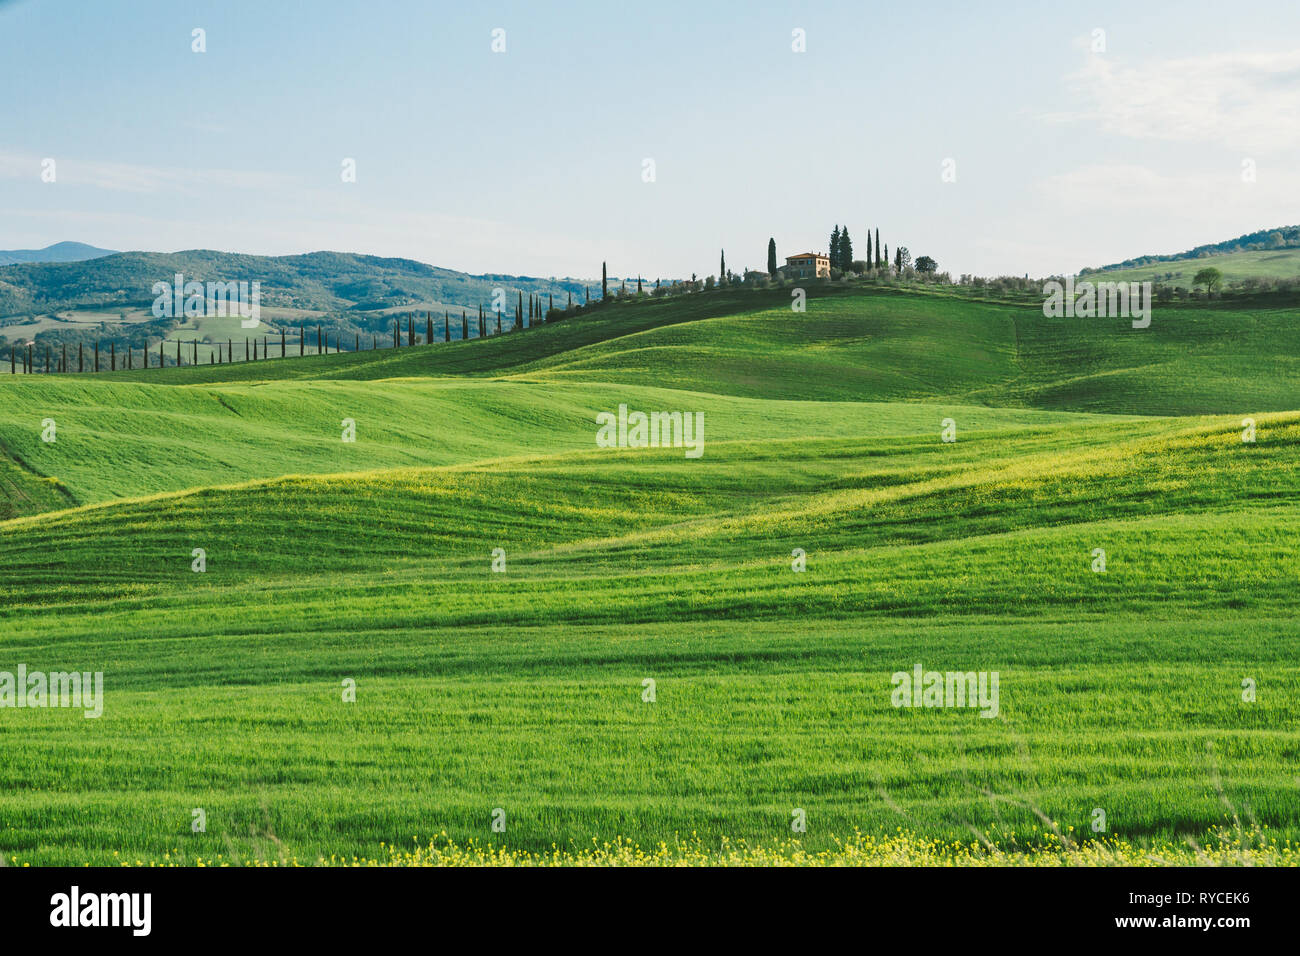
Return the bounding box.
[1036,162,1300,214]
[1045,47,1300,151]
[0,149,291,194]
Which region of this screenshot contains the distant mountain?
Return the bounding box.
[1081,226,1300,275]
[0,249,592,320]
[0,241,117,266]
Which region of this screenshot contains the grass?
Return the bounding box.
[0,286,1297,866]
[1086,246,1300,289]
[111,828,1300,867]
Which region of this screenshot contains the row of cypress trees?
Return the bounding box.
[830,225,890,272]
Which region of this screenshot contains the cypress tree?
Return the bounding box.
[876,229,882,268]
[866,231,872,269]
[427,313,433,342]
[720,249,726,279]
[829,226,840,268]
[462,311,467,339]
[839,227,853,270]
[602,262,607,299]
[767,238,777,276]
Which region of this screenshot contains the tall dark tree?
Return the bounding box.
[767,238,777,276]
[720,249,726,279]
[839,227,853,271]
[866,231,872,269]
[602,262,608,298]
[875,229,882,268]
[636,275,642,294]
[829,226,841,269]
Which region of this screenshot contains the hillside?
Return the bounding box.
[93,285,1300,414]
[0,248,592,323]
[1081,246,1300,290]
[1080,226,1300,289]
[1083,225,1300,272]
[1,285,1297,866]
[0,241,117,266]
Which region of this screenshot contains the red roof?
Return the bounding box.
[785,252,827,260]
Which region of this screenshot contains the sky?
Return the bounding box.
[2,0,1299,280]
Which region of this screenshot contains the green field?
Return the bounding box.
[1084,246,1300,290]
[1,286,1297,866]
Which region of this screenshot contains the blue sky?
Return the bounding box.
[2,0,1298,279]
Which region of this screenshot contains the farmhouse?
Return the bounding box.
[785,252,830,278]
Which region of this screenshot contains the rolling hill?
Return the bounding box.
[0,248,593,324]
[0,284,1296,866]
[0,241,117,266]
[1080,226,1300,289]
[1082,247,1300,290]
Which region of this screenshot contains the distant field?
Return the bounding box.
[1,286,1296,866]
[1083,247,1300,289]
[91,286,1300,415]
